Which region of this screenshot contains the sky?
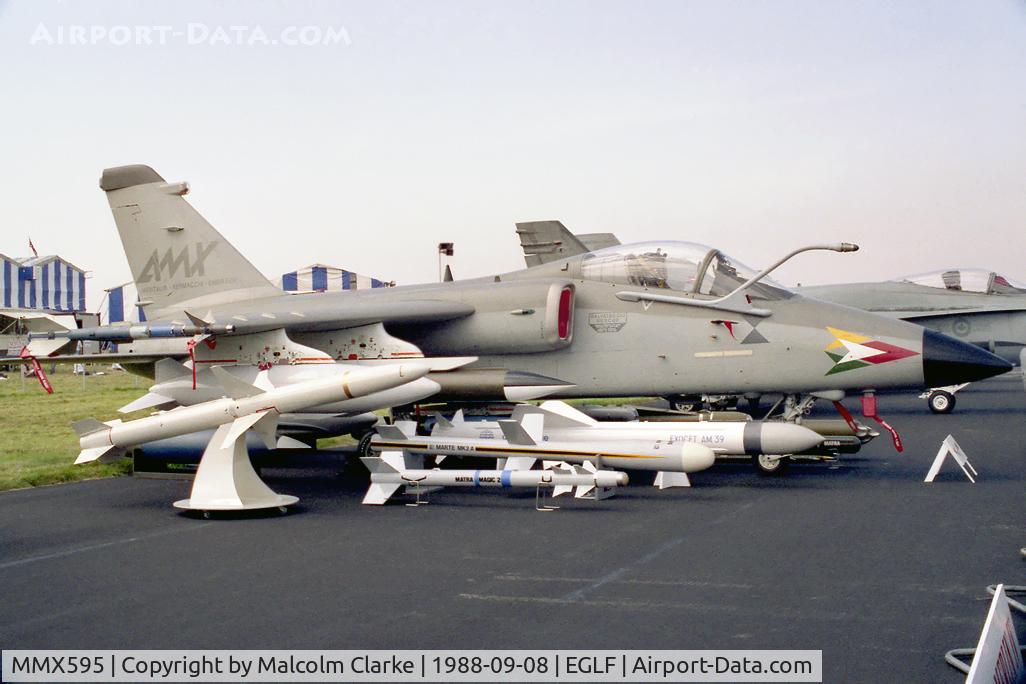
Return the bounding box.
[1,0,1025,309]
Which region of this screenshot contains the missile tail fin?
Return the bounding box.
[362,482,402,505]
[75,445,121,465]
[72,418,108,437]
[552,484,574,497]
[154,358,192,383]
[119,392,176,414]
[211,366,265,399]
[376,424,409,440]
[498,420,536,446]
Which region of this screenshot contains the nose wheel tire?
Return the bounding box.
[927,390,956,414]
[753,454,790,475]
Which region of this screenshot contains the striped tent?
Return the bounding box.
[102,281,147,324]
[0,254,87,312]
[279,264,393,293]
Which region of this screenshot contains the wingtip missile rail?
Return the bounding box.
[29,322,237,344]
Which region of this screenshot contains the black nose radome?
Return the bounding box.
[922,329,1012,386]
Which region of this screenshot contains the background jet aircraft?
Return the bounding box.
[800,269,1026,412]
[29,166,1009,431]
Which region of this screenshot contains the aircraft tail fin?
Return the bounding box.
[516,220,589,267]
[99,165,280,317]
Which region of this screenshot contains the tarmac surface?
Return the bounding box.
[2,376,1024,682]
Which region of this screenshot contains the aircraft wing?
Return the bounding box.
[197,297,476,334]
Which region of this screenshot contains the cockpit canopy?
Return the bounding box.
[897,269,1026,295]
[578,241,791,300]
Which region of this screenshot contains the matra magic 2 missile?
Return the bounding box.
[361,453,628,505]
[73,363,432,464]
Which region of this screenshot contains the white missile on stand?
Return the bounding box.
[71,362,441,514]
[361,452,628,507]
[73,363,433,464]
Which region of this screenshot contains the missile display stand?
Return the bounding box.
[173,422,298,516]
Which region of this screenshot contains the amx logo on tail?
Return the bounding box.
[137,241,218,283]
[823,326,918,375]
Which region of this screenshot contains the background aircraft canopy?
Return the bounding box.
[897,269,1026,295]
[579,241,789,300]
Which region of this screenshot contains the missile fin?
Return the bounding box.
[250,411,279,449]
[451,409,465,424]
[72,417,108,437]
[154,358,191,383]
[211,366,265,399]
[118,392,176,414]
[220,411,278,450]
[376,424,409,440]
[362,482,403,505]
[184,310,210,327]
[502,456,536,471]
[75,445,122,465]
[360,456,395,474]
[574,484,596,499]
[552,485,574,497]
[434,413,453,429]
[394,420,418,438]
[380,451,408,472]
[520,413,545,442]
[498,419,536,446]
[25,337,74,358]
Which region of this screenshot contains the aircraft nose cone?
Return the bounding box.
[922,329,1012,386]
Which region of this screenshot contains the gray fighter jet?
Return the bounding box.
[800,269,1025,412]
[29,166,1009,432]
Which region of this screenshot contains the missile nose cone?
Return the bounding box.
[615,472,629,486]
[758,422,825,454]
[922,329,1012,387]
[680,444,717,472]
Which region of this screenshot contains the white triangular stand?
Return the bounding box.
[174,422,299,512]
[924,435,978,483]
[654,471,691,489]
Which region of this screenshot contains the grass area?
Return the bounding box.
[0,368,149,491]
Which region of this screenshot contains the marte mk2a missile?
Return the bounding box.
[361,453,628,504]
[73,363,433,464]
[371,407,719,475]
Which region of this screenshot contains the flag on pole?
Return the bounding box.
[28,238,38,257]
[438,242,454,256]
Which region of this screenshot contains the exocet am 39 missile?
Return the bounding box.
[361,453,628,505]
[73,363,432,464]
